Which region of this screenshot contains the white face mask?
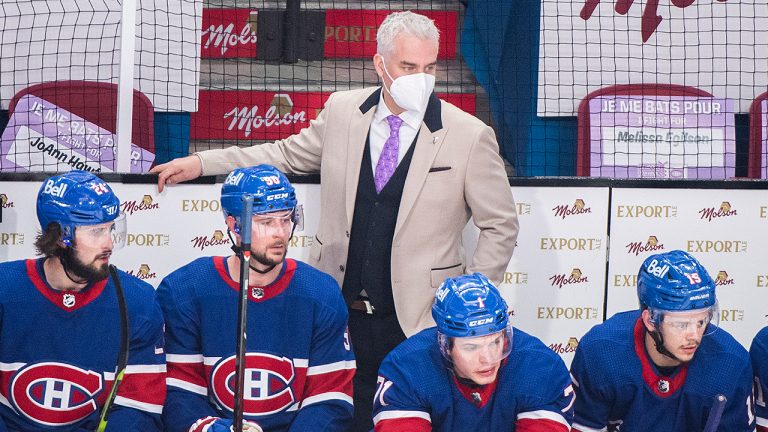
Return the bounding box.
[381,60,436,114]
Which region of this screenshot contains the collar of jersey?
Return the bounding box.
[450,358,506,408]
[27,258,107,312]
[633,317,689,398]
[214,256,296,302]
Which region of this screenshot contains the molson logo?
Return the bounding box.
[626,235,665,256]
[502,271,528,285]
[549,268,588,289]
[580,0,727,43]
[552,199,591,219]
[191,230,231,251]
[699,201,737,222]
[0,193,14,208]
[126,264,158,281]
[714,271,734,286]
[202,14,258,55]
[549,337,579,355]
[121,195,160,215]
[223,94,308,138]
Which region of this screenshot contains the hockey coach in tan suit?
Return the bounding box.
[152,11,518,431]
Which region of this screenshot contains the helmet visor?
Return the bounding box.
[73,213,127,251]
[651,303,719,337]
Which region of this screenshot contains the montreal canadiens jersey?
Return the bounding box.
[751,326,768,432]
[571,310,755,432]
[372,326,574,432]
[157,257,355,432]
[0,258,166,431]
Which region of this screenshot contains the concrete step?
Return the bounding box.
[200,58,480,93]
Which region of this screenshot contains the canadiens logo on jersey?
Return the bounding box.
[210,353,297,416]
[8,362,103,426]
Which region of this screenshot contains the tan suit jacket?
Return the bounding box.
[198,87,519,336]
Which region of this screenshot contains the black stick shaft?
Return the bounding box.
[233,196,254,432]
[703,394,727,432]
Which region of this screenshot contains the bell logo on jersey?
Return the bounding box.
[210,353,296,416]
[10,362,103,426]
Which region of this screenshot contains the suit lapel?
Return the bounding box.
[345,89,379,225]
[395,94,446,239]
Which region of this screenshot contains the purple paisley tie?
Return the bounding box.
[374,115,403,193]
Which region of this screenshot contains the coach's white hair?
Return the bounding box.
[376,11,440,57]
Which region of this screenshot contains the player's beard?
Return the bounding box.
[251,243,286,269]
[61,248,110,283]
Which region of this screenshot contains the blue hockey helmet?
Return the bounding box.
[433,273,513,362]
[36,170,122,245]
[637,250,717,312]
[220,165,302,227]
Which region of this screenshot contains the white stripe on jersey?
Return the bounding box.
[125,364,167,374]
[517,409,571,428]
[373,410,431,424]
[167,377,208,395]
[0,362,24,371]
[166,353,204,363]
[756,416,768,426]
[572,422,608,432]
[115,395,164,414]
[300,392,353,408]
[570,372,580,387]
[306,360,356,375]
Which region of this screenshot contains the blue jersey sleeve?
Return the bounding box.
[371,352,432,432]
[715,359,757,432]
[157,274,219,432]
[752,328,768,432]
[104,276,167,431]
[571,340,614,432]
[515,360,574,432]
[288,287,355,431]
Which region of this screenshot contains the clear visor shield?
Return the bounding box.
[652,304,719,337]
[439,324,514,364]
[251,206,304,238]
[72,213,127,251]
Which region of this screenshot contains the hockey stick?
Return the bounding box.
[96,265,130,432]
[702,394,727,432]
[233,195,254,432]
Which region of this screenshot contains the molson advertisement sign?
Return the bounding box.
[191,91,476,141]
[200,9,458,59]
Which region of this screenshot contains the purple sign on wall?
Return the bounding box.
[588,96,736,179]
[762,100,768,179]
[0,95,154,173]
